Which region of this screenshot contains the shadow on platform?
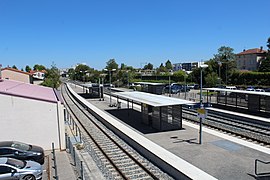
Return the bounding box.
[78,93,100,99]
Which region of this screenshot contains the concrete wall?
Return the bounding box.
[0,94,65,150]
[2,70,31,83]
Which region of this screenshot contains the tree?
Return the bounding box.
[158,63,167,73]
[105,59,118,70]
[33,64,46,71]
[41,63,61,88]
[74,64,92,82]
[143,63,153,70]
[25,65,31,72]
[213,46,236,84]
[258,37,270,72]
[12,65,17,69]
[165,60,173,70]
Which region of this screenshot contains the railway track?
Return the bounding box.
[61,84,172,180]
[182,108,270,146]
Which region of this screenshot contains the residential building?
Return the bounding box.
[1,67,33,83]
[173,63,182,71]
[0,79,65,150]
[173,62,201,71]
[236,47,267,71]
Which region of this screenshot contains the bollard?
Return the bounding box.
[73,146,76,166]
[51,142,58,180]
[80,161,84,180]
[79,130,82,143]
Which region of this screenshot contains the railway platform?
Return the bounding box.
[69,84,270,180]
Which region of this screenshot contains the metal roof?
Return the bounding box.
[0,79,58,103]
[81,83,101,88]
[134,82,165,86]
[114,91,195,107]
[203,88,270,96]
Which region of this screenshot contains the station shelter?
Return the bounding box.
[114,91,195,131]
[204,88,270,116]
[81,83,104,99]
[134,82,165,95]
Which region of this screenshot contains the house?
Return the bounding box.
[1,67,33,84]
[30,70,46,80]
[236,47,267,71]
[0,79,65,150]
[30,70,46,85]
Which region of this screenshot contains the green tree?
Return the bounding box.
[213,46,236,84]
[158,63,167,73]
[41,63,61,88]
[12,65,17,69]
[258,37,270,72]
[75,64,92,82]
[25,65,31,72]
[33,64,46,71]
[165,60,173,70]
[143,63,153,70]
[105,59,118,70]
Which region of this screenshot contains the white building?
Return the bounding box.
[0,79,65,150]
[236,47,267,71]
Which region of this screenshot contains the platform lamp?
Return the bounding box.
[104,68,116,107]
[168,70,173,97]
[199,63,208,144]
[80,70,88,93]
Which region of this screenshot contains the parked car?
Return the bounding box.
[0,141,44,165]
[0,157,42,180]
[246,86,255,91]
[193,84,199,89]
[255,88,265,92]
[163,85,181,94]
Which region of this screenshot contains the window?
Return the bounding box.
[0,166,12,174]
[0,148,14,155]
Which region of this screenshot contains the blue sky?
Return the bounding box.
[0,0,269,70]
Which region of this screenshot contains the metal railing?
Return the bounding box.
[255,159,270,176]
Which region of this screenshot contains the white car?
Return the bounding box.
[0,157,42,180]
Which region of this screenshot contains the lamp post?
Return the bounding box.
[168,70,173,97]
[104,68,116,107]
[199,63,208,144]
[140,62,147,80]
[218,61,222,85]
[182,69,187,99]
[80,70,88,93]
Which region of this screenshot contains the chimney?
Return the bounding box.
[260,46,263,52]
[243,49,246,52]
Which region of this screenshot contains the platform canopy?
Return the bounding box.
[81,83,101,88]
[203,88,270,96]
[114,91,195,107]
[134,82,165,86]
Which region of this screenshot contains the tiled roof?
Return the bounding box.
[2,68,32,75]
[0,79,58,103]
[237,48,267,55]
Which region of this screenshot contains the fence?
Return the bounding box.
[65,109,114,179]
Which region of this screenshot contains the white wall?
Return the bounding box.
[0,94,65,150]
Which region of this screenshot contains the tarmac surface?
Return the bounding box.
[70,84,270,180]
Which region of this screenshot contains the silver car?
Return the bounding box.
[0,157,42,180]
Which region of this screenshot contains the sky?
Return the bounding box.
[0,0,269,70]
